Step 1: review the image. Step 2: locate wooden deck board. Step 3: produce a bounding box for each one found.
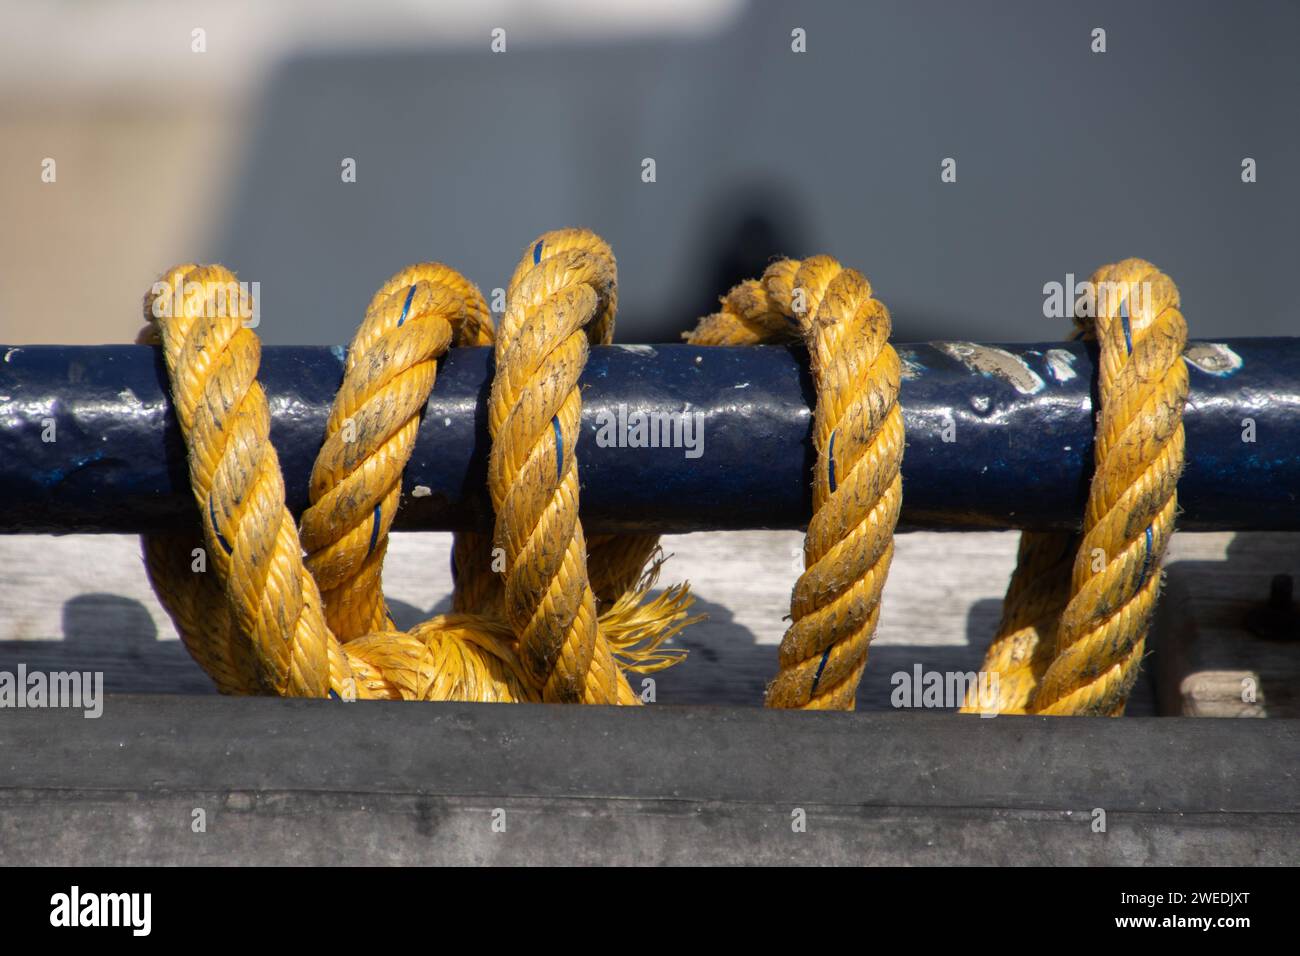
[4,530,1294,712]
[8,529,1270,713]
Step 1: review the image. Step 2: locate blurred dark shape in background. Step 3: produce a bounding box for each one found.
[200,0,1297,347]
[683,184,808,335]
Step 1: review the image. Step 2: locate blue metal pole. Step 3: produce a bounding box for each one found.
[0,340,1294,534]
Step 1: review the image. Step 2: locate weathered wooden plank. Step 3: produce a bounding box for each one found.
[7,530,1271,712]
[1154,534,1300,716]
[0,530,1035,709]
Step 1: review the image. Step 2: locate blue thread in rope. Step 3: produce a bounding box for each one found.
[208,495,233,555]
[397,284,417,327]
[812,430,839,695]
[551,416,563,480]
[533,241,544,265]
[366,503,381,556]
[810,646,831,695]
[828,430,838,493]
[1120,298,1133,356]
[1136,524,1154,589]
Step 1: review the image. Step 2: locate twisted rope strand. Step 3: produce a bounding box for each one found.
[1030,259,1188,715]
[957,530,1077,714]
[299,263,490,640]
[141,265,352,698]
[488,230,630,703]
[140,254,692,703]
[686,255,904,709]
[964,258,1188,716]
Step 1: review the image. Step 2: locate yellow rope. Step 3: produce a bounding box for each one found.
[686,256,905,709]
[138,241,1184,717]
[487,229,688,703]
[139,244,693,703]
[962,259,1189,716]
[140,264,349,698]
[300,262,492,640]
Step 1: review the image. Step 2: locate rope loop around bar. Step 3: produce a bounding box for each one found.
[960,258,1188,716]
[139,233,694,703]
[685,257,904,709]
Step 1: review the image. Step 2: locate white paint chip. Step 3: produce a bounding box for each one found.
[1044,348,1077,383]
[411,485,432,498]
[1183,342,1243,377]
[897,350,925,380]
[937,342,1045,394]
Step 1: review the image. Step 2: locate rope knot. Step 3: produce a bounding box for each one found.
[141,236,696,704]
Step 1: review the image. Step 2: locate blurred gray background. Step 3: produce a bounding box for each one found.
[2,0,1296,345]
